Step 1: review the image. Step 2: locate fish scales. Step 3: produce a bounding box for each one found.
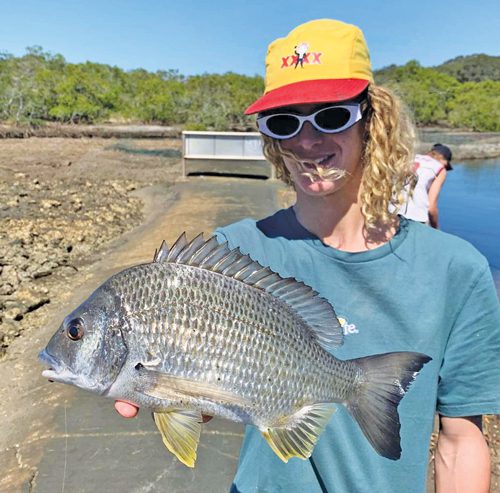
[109,262,354,420]
[40,233,431,467]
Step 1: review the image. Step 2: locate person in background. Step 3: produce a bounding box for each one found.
[400,143,453,228]
[114,19,499,493]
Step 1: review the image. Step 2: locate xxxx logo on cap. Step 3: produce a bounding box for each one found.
[245,19,373,115]
[281,43,323,68]
[281,42,323,69]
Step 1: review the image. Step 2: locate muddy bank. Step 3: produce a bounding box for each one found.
[0,137,182,357]
[417,128,500,160]
[0,123,180,139]
[1,124,500,159]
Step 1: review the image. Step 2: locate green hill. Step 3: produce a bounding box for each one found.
[373,55,500,131]
[434,54,500,82]
[374,54,500,84]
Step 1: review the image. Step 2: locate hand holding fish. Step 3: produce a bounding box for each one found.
[114,400,213,423]
[114,400,139,418]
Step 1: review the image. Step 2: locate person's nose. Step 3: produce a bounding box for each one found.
[293,121,323,150]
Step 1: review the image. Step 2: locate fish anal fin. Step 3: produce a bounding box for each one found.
[261,403,335,462]
[153,409,202,467]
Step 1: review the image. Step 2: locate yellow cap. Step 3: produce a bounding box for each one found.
[245,19,373,114]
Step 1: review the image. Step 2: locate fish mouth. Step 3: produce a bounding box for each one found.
[39,349,110,394]
[38,349,76,384]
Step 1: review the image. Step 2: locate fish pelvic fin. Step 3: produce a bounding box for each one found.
[347,352,432,460]
[261,403,335,462]
[153,409,202,468]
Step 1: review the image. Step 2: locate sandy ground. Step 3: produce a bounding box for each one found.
[0,137,498,491]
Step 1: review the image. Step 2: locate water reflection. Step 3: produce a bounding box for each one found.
[109,143,181,158]
[439,158,500,291]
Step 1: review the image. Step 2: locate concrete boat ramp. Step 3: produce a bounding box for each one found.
[0,176,288,493]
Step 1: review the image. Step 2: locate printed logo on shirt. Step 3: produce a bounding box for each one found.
[338,316,359,336]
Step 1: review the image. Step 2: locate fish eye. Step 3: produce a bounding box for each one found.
[66,318,85,341]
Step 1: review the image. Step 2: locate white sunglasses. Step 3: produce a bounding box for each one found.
[257,101,367,140]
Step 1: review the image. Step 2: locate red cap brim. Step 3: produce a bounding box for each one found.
[245,79,370,115]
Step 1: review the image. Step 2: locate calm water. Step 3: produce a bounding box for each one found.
[439,157,500,292]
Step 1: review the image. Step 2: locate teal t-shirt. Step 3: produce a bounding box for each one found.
[216,208,500,493]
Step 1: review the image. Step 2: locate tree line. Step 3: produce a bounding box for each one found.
[374,56,500,132]
[0,47,498,132]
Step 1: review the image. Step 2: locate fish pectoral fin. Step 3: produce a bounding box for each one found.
[139,368,250,407]
[261,403,335,463]
[153,409,202,468]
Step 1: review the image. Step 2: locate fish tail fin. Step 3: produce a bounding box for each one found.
[347,352,431,460]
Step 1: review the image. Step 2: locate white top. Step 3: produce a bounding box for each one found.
[399,154,444,223]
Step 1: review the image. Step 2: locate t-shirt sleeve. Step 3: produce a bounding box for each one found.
[214,228,235,248]
[214,221,259,252]
[437,265,500,416]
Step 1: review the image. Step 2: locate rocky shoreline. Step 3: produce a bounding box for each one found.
[1,124,500,159]
[417,128,500,160]
[0,137,182,358]
[0,177,143,355]
[0,123,180,139]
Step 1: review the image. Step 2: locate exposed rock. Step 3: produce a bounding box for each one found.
[40,199,62,209]
[2,303,26,322]
[0,265,20,294]
[0,136,181,359]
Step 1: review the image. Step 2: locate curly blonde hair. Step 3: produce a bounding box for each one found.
[261,84,417,230]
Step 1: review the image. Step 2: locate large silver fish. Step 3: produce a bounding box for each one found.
[39,233,431,467]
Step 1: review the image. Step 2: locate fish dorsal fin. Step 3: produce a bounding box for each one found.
[166,232,189,262]
[154,234,343,350]
[261,403,335,462]
[153,240,169,262]
[153,409,202,468]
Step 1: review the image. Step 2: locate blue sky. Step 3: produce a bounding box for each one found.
[1,0,499,76]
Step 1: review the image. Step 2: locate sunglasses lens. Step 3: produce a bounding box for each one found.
[315,107,351,131]
[266,115,300,137]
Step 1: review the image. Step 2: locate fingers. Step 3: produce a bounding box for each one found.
[114,401,213,423]
[114,401,139,418]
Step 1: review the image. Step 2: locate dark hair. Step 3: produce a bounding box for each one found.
[431,143,453,170]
